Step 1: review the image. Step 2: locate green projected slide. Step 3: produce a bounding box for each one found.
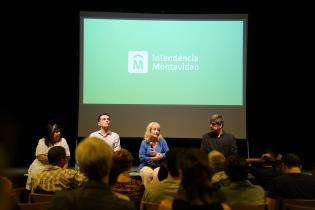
[83,18,244,105]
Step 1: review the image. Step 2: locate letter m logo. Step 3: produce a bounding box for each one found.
[128,51,148,73]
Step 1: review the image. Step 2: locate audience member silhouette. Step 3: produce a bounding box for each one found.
[248,150,282,191]
[109,148,144,210]
[31,146,86,193]
[208,150,230,192]
[0,146,20,210]
[157,161,168,182]
[141,148,184,209]
[217,154,265,205]
[0,176,20,210]
[48,137,136,210]
[159,148,231,210]
[268,153,315,200]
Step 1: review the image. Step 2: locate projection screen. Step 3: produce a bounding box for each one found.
[78,12,247,139]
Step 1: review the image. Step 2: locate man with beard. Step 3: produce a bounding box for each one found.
[200,114,237,157]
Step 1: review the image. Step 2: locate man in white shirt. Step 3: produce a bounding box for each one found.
[89,113,121,151]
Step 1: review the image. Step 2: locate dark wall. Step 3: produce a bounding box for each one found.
[2,2,314,171]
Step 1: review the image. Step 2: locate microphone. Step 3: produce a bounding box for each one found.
[149,142,155,157]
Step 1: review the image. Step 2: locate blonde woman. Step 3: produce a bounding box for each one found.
[139,122,169,188]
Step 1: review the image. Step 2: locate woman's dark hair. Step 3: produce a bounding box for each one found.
[109,148,133,185]
[157,161,168,181]
[44,123,62,146]
[225,154,249,182]
[179,149,216,204]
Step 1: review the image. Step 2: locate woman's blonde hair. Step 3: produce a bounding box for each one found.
[144,122,162,141]
[76,137,113,180]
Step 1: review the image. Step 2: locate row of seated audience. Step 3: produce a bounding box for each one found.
[2,137,315,210]
[266,152,315,210]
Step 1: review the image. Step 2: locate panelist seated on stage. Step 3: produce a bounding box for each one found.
[139,122,169,188]
[26,123,71,190]
[89,112,121,151]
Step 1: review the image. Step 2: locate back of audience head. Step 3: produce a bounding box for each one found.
[260,154,275,167]
[157,162,168,181]
[167,148,186,177]
[48,146,66,166]
[179,148,215,201]
[261,148,275,158]
[208,150,226,172]
[225,154,249,182]
[157,148,185,181]
[259,148,276,165]
[76,137,113,181]
[281,153,301,169]
[109,148,133,185]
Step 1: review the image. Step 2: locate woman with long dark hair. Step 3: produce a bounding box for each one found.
[26,123,70,190]
[159,149,231,210]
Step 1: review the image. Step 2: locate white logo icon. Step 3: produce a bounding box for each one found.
[128,51,148,73]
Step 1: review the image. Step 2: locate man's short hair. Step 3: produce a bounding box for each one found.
[209,114,224,125]
[282,153,301,168]
[76,137,113,180]
[97,113,110,122]
[225,154,249,182]
[48,146,66,165]
[112,148,133,171]
[109,148,133,185]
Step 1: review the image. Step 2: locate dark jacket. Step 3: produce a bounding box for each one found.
[48,180,136,210]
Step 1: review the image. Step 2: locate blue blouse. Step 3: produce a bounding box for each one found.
[138,138,169,169]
